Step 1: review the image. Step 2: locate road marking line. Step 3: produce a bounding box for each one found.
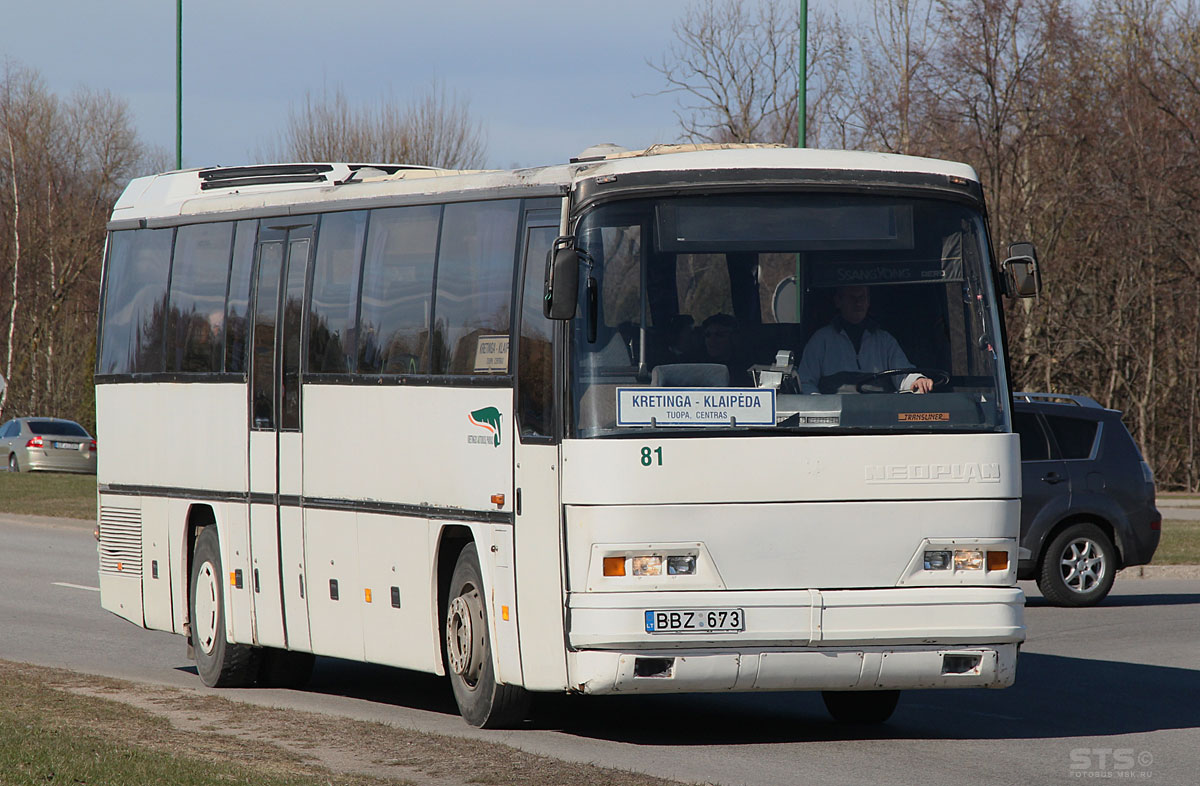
[52,582,100,592]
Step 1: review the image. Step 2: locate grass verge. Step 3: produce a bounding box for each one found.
[0,661,365,786]
[0,471,96,520]
[0,660,686,786]
[1152,519,1200,565]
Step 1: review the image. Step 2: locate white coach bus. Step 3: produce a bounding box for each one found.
[97,145,1038,727]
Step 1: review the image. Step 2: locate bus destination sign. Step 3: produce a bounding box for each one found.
[616,388,776,427]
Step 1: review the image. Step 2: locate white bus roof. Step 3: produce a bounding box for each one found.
[109,145,981,225]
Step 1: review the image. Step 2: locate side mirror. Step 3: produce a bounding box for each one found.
[544,236,580,320]
[1002,241,1041,298]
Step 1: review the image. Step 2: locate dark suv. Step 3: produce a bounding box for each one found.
[1013,393,1161,606]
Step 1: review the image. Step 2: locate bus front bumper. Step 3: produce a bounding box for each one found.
[567,643,1019,695]
[564,586,1024,694]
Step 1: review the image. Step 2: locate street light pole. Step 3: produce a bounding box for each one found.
[176,0,183,170]
[798,0,807,148]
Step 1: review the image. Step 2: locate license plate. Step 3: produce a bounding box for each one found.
[644,608,744,633]
[53,441,77,450]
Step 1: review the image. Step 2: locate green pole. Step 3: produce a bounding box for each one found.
[798,0,807,148]
[176,0,182,169]
[795,0,808,320]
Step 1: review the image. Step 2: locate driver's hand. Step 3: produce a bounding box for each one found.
[911,376,933,394]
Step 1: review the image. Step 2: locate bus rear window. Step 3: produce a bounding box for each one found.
[29,421,89,437]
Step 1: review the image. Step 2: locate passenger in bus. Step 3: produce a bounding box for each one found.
[663,313,697,362]
[797,285,932,394]
[699,313,753,386]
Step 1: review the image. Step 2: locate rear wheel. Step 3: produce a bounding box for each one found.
[1037,522,1117,607]
[822,690,901,724]
[444,543,530,728]
[189,526,259,687]
[8,454,18,473]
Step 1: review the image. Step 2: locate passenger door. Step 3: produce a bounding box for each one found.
[512,208,569,690]
[247,217,314,650]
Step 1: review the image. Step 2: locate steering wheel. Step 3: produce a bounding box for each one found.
[855,367,951,394]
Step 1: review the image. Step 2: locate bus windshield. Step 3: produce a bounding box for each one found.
[569,193,1009,437]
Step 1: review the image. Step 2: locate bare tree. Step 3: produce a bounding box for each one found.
[2,95,20,422]
[835,0,943,154]
[649,0,1200,489]
[0,63,146,428]
[648,0,802,144]
[259,81,487,169]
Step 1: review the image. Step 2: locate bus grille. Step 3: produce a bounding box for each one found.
[99,506,142,578]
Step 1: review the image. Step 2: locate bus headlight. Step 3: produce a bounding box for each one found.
[667,555,696,575]
[601,552,700,578]
[903,540,1014,585]
[588,544,715,590]
[924,550,952,570]
[954,549,984,570]
[631,556,663,576]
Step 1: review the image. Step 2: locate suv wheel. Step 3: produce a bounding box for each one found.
[1037,522,1117,607]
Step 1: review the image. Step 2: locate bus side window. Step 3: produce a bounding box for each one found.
[251,242,283,429]
[98,228,173,375]
[518,226,557,438]
[225,220,257,374]
[432,200,520,375]
[309,211,366,375]
[357,205,440,375]
[166,222,234,374]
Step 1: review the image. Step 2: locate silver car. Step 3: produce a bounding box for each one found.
[0,417,96,474]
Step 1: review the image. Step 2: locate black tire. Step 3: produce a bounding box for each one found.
[1037,522,1117,607]
[822,690,901,724]
[444,543,530,728]
[189,526,259,687]
[8,453,18,473]
[258,648,315,688]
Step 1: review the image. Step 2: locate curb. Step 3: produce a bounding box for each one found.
[1119,564,1200,580]
[0,512,94,530]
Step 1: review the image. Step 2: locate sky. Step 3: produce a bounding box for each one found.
[3,0,702,172]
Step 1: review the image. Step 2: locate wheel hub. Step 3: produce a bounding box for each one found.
[446,588,486,686]
[194,559,220,655]
[1060,538,1105,593]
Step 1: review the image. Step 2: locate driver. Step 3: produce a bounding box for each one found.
[797,285,933,394]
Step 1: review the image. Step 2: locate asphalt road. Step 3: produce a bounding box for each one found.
[2,513,1198,786]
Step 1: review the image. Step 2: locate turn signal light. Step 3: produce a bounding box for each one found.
[603,557,626,576]
[986,551,1009,571]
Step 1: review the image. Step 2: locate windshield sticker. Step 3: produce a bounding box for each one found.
[468,407,502,447]
[898,412,950,422]
[616,388,776,427]
[473,335,509,373]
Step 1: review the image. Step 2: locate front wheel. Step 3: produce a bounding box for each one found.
[444,544,530,728]
[189,526,259,687]
[822,690,901,724]
[1037,522,1117,607]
